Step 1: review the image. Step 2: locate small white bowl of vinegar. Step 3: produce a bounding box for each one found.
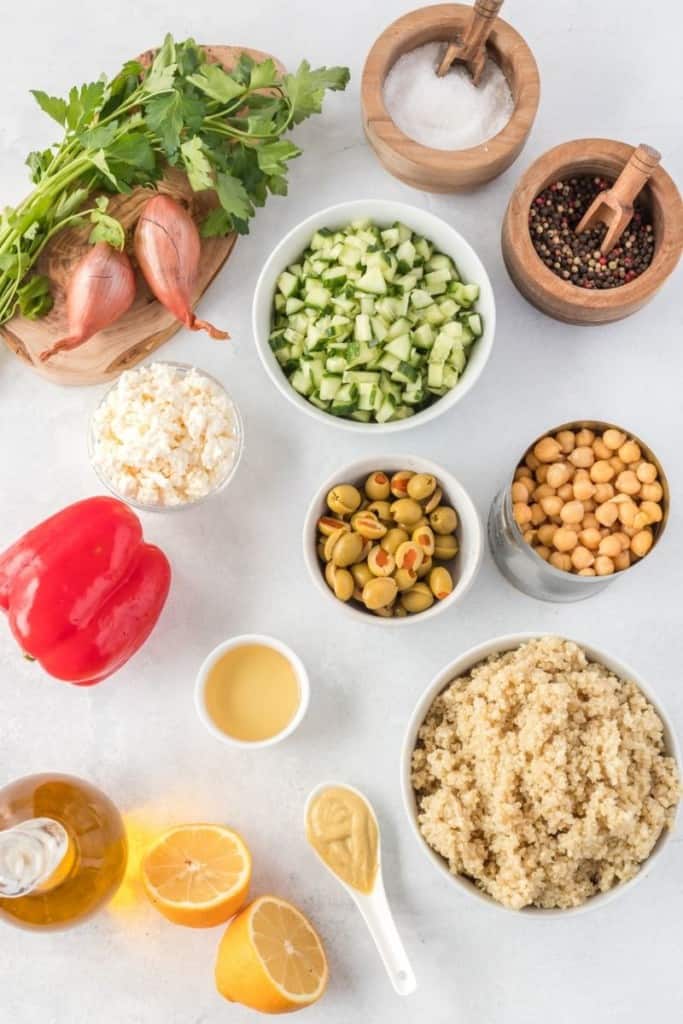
[194,634,310,750]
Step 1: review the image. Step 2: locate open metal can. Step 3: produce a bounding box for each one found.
[488,420,670,603]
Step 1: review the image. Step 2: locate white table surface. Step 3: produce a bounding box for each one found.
[1,2,681,1021]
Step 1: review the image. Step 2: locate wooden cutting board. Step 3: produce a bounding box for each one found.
[0,46,278,386]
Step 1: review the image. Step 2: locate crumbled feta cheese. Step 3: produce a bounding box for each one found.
[91,363,240,507]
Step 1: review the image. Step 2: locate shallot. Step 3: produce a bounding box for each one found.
[40,244,136,362]
[135,195,229,340]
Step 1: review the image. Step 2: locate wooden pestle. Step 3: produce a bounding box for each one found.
[437,0,505,81]
[575,144,661,256]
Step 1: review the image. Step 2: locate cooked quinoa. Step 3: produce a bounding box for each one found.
[411,637,680,910]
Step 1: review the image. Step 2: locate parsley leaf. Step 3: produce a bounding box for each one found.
[89,197,126,249]
[257,140,301,176]
[187,64,245,103]
[181,137,215,191]
[30,90,67,126]
[18,275,53,319]
[215,171,254,227]
[284,61,350,124]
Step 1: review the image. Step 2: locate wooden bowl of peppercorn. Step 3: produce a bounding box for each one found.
[502,138,683,325]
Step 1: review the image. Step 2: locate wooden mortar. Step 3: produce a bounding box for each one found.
[361,3,540,192]
[502,138,683,325]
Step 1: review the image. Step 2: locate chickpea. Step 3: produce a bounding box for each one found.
[579,527,602,551]
[618,440,641,464]
[331,531,365,567]
[533,483,556,501]
[593,483,615,504]
[573,467,591,481]
[557,483,574,502]
[395,541,424,573]
[615,470,640,496]
[631,530,654,558]
[598,535,622,559]
[327,484,362,517]
[529,503,545,526]
[602,428,626,451]
[595,502,619,528]
[571,545,594,571]
[560,500,584,525]
[609,457,626,475]
[636,462,658,484]
[407,473,437,501]
[525,451,540,471]
[536,464,550,484]
[523,529,536,545]
[614,550,631,572]
[582,513,599,530]
[617,501,637,528]
[429,566,454,600]
[592,439,612,460]
[546,463,572,489]
[381,527,409,554]
[412,525,436,557]
[537,523,557,546]
[575,428,595,447]
[511,480,531,503]
[556,429,576,453]
[583,499,596,513]
[367,545,395,577]
[429,507,457,536]
[640,482,663,503]
[549,552,572,572]
[514,466,533,482]
[568,446,595,469]
[394,567,418,592]
[351,562,373,589]
[541,496,563,518]
[362,576,398,610]
[365,472,391,501]
[578,568,597,577]
[535,545,551,561]
[318,515,349,537]
[594,555,615,576]
[573,478,596,502]
[553,528,578,552]
[639,500,663,525]
[390,470,415,497]
[534,436,562,463]
[433,534,458,560]
[590,460,615,484]
[400,583,434,614]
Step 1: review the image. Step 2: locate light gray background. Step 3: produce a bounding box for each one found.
[1,2,681,1021]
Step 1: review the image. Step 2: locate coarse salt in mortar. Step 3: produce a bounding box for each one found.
[383,41,514,151]
[91,362,239,507]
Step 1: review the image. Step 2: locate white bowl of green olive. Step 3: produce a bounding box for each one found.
[303,455,483,625]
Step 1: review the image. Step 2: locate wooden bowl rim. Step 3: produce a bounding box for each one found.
[361,2,540,173]
[504,138,683,309]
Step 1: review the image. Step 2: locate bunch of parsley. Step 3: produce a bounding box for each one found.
[0,35,349,324]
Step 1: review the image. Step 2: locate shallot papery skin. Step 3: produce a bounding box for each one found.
[134,194,229,340]
[40,244,136,362]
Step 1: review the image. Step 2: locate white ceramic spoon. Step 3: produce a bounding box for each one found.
[304,781,417,996]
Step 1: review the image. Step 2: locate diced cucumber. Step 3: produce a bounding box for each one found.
[468,313,483,336]
[277,271,299,297]
[385,334,411,360]
[357,266,387,295]
[376,394,396,423]
[319,374,343,401]
[354,313,373,343]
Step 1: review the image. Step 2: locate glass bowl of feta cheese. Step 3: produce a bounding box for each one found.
[88,361,244,512]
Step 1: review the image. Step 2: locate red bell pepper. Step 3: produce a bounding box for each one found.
[0,496,171,686]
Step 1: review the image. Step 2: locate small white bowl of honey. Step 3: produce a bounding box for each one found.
[194,634,310,749]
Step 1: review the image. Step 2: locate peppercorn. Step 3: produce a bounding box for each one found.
[528,176,655,289]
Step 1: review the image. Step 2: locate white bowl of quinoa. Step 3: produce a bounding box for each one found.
[402,634,680,915]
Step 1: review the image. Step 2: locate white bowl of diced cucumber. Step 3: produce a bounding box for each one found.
[253,200,495,432]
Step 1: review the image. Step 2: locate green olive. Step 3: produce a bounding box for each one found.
[351,512,388,540]
[323,528,347,562]
[394,567,418,592]
[364,471,391,501]
[317,539,326,561]
[394,605,408,618]
[372,606,394,618]
[362,576,398,610]
[327,484,362,517]
[429,566,454,600]
[412,524,435,557]
[433,533,459,560]
[351,561,373,589]
[368,545,395,577]
[317,515,349,538]
[395,540,424,573]
[416,556,433,580]
[430,506,458,535]
[400,582,434,614]
[391,498,424,527]
[390,470,414,498]
[331,531,364,567]
[424,487,443,514]
[366,500,393,523]
[407,473,437,501]
[381,527,409,554]
[324,562,354,602]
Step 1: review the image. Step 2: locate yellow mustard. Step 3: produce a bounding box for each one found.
[306,786,378,894]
